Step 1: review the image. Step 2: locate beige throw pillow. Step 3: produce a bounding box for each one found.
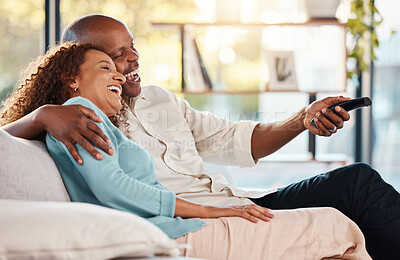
[0,199,179,259]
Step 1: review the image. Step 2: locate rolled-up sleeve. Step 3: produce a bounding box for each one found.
[233,121,260,167]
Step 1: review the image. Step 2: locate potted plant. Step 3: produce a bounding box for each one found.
[304,0,341,19]
[346,0,383,82]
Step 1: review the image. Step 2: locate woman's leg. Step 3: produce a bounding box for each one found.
[250,163,400,260]
[174,207,371,260]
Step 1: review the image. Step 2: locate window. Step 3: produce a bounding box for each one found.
[60,0,200,93]
[0,1,45,101]
[373,0,400,182]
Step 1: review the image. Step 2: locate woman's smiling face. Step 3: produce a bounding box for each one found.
[73,49,126,117]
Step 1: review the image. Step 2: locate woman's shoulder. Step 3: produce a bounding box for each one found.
[64,97,108,119]
[47,97,118,151]
[63,97,117,132]
[64,96,98,110]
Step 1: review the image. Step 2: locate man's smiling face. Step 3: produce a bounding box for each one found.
[83,19,141,98]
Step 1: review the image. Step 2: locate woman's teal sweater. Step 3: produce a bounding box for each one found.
[46,97,205,238]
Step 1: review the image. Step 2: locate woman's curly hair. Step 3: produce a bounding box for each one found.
[0,42,129,131]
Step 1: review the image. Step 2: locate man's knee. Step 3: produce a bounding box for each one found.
[334,163,378,183]
[348,162,373,172]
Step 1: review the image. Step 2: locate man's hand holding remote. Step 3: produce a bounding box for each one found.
[304,96,352,137]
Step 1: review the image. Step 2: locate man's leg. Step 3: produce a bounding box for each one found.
[250,163,400,260]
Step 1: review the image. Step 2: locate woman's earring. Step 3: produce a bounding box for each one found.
[74,87,78,92]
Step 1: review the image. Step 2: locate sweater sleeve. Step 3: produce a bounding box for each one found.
[46,97,176,218]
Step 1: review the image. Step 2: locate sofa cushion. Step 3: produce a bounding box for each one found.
[0,199,180,259]
[0,128,70,201]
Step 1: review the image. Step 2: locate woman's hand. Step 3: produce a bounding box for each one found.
[304,96,351,137]
[203,204,274,223]
[175,198,273,223]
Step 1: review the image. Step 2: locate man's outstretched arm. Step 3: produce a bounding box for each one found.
[251,96,351,161]
[1,104,113,164]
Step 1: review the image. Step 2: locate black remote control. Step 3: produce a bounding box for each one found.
[310,97,372,128]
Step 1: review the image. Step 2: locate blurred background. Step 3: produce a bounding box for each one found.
[0,0,399,190]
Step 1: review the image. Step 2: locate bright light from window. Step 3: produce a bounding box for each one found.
[204,28,222,52]
[194,0,215,21]
[154,64,171,82]
[336,0,351,22]
[219,47,235,64]
[204,27,238,52]
[261,10,282,24]
[261,26,281,50]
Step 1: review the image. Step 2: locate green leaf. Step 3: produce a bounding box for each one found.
[350,2,358,13]
[372,20,383,27]
[371,33,378,41]
[349,52,358,59]
[347,71,355,80]
[371,51,377,60]
[371,4,380,15]
[360,60,369,71]
[374,39,380,47]
[346,0,383,73]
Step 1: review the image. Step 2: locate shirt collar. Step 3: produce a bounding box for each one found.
[127,87,147,110]
[135,88,148,100]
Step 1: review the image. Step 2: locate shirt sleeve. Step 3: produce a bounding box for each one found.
[46,99,176,218]
[173,95,259,167]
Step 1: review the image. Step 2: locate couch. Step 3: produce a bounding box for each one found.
[0,128,200,260]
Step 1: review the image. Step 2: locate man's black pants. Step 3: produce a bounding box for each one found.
[250,163,400,260]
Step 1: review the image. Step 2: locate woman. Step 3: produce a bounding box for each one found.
[0,43,371,259]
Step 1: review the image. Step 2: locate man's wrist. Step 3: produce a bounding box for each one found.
[33,105,49,132]
[297,106,308,132]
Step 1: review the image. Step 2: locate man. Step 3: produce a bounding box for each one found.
[2,14,399,259]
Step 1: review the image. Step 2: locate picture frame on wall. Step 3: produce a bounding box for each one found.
[265,51,298,91]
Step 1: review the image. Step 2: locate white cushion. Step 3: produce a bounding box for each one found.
[0,129,70,201]
[0,199,179,259]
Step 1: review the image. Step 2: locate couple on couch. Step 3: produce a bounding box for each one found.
[1,14,399,259]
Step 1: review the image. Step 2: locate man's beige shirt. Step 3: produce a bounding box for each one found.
[120,86,277,206]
